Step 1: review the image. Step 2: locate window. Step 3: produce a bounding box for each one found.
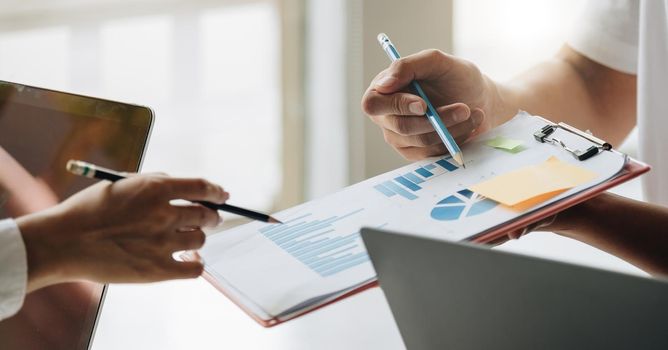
[452,0,638,165]
[0,2,290,349]
[0,0,281,211]
[0,26,70,89]
[453,0,586,81]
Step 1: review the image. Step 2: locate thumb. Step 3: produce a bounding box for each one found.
[374,49,455,93]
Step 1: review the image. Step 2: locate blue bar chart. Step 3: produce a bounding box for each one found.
[259,209,373,277]
[374,156,460,200]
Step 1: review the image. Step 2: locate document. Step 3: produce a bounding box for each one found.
[198,112,627,323]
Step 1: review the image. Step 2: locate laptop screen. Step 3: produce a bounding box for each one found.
[0,81,153,350]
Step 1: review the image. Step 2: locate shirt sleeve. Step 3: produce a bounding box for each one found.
[0,218,27,321]
[567,0,640,74]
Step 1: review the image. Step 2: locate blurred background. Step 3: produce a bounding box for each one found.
[0,0,643,349]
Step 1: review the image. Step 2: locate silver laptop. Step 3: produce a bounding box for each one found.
[361,228,668,350]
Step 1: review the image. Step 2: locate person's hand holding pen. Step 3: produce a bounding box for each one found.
[15,175,229,292]
[362,48,497,161]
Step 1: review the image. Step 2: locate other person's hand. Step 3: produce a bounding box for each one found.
[361,49,504,160]
[16,175,229,292]
[505,215,558,241]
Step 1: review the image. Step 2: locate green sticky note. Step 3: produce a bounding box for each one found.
[486,136,525,153]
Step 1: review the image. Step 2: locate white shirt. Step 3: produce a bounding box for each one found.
[569,0,668,206]
[0,218,27,321]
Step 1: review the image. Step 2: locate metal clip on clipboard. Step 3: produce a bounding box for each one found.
[534,123,613,161]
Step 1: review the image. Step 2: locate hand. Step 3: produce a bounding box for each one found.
[506,215,558,241]
[500,194,601,243]
[361,49,506,160]
[16,175,229,292]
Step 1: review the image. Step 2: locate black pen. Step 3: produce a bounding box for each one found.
[66,160,282,224]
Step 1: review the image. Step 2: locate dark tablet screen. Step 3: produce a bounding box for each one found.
[0,80,153,350]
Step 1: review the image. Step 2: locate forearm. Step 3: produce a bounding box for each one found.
[16,209,68,293]
[492,45,637,146]
[548,193,668,276]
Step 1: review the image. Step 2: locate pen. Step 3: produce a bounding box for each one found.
[66,160,282,224]
[376,33,466,168]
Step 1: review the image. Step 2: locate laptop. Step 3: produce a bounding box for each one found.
[0,80,153,350]
[361,228,668,350]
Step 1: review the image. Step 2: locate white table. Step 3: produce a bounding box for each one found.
[93,277,405,350]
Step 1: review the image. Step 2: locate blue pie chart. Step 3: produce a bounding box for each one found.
[430,189,498,221]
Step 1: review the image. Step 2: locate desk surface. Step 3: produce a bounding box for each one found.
[91,233,645,350]
[92,277,404,350]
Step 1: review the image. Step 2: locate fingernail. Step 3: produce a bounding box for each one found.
[376,75,398,87]
[408,101,425,115]
[472,110,484,126]
[453,107,469,122]
[217,215,224,226]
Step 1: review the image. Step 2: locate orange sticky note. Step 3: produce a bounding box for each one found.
[469,156,598,207]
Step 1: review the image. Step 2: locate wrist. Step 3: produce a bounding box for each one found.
[16,209,68,292]
[488,78,521,126]
[544,193,612,238]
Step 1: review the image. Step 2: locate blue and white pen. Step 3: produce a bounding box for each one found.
[377,33,466,168]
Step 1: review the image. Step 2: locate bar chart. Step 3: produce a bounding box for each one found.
[373,156,460,200]
[259,209,375,277]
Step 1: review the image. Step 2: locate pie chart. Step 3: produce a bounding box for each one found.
[430,189,498,221]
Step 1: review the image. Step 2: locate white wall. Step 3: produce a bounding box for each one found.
[304,0,454,201]
[357,0,454,180]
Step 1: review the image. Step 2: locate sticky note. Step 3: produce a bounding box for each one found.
[469,156,598,207]
[486,136,525,153]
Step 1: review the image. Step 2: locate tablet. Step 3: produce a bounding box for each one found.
[0,80,153,350]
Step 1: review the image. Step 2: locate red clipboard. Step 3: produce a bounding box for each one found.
[195,158,649,327]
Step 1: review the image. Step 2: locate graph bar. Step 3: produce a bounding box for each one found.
[404,173,424,184]
[260,213,312,234]
[258,209,371,277]
[384,181,418,200]
[301,238,357,263]
[275,222,336,245]
[424,164,436,170]
[320,254,370,277]
[394,176,421,191]
[373,183,396,197]
[285,236,329,253]
[285,227,334,245]
[289,233,339,255]
[312,253,354,270]
[436,159,458,171]
[316,253,361,274]
[415,167,434,178]
[265,221,311,237]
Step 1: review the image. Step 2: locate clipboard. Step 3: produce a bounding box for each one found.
[192,114,650,327]
[473,119,649,244]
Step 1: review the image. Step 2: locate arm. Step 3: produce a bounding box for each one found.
[361,45,637,159]
[546,193,668,276]
[495,45,637,145]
